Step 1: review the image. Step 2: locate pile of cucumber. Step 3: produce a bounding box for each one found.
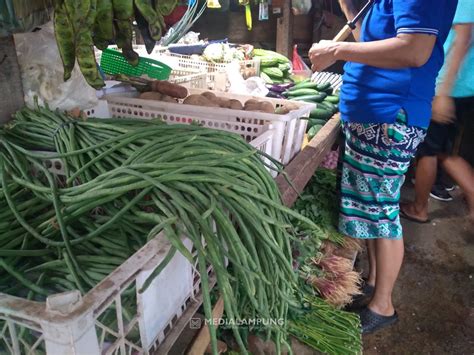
[252,49,294,84]
[283,79,340,141]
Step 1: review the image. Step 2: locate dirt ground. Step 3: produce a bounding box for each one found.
[360,185,474,355]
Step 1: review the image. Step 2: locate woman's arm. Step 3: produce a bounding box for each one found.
[309,33,436,71]
[437,24,473,96]
[338,0,361,41]
[432,23,473,124]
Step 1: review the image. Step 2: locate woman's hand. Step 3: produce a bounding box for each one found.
[309,40,338,72]
[432,95,456,125]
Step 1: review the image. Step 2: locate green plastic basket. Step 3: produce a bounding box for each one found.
[100,48,172,80]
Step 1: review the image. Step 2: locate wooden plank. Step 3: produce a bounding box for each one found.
[276,116,341,207]
[276,0,293,59]
[0,36,24,123]
[187,296,225,355]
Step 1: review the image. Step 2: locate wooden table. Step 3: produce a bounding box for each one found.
[164,116,342,355]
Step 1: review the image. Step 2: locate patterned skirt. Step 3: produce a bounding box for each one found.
[339,113,427,240]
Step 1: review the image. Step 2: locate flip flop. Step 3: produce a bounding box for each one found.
[358,307,399,334]
[399,205,430,224]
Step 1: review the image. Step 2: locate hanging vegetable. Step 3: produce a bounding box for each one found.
[53,0,182,88]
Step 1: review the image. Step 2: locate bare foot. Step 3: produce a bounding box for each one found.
[400,202,429,223]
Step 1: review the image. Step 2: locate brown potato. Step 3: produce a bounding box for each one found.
[183,94,219,107]
[228,99,243,110]
[245,99,260,107]
[139,91,163,100]
[259,101,275,113]
[201,91,218,101]
[285,102,299,111]
[274,107,290,115]
[161,95,178,103]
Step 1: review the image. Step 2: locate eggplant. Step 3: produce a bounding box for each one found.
[265,83,295,93]
[266,91,285,99]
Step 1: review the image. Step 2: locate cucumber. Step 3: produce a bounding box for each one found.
[308,118,328,127]
[260,72,273,84]
[260,57,280,67]
[278,63,291,72]
[289,93,327,103]
[252,49,290,64]
[287,88,320,97]
[319,101,336,113]
[290,81,318,91]
[309,108,333,120]
[307,124,324,141]
[325,95,340,104]
[262,67,284,79]
[316,82,332,91]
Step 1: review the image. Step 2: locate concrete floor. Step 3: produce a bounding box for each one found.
[361,185,474,354]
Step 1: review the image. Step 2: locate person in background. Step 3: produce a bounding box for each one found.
[309,0,457,333]
[401,0,474,223]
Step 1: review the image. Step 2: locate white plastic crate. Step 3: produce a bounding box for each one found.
[168,69,207,89]
[151,50,260,92]
[84,99,276,176]
[104,88,314,165]
[0,232,209,355]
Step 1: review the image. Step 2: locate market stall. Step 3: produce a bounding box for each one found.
[0,2,362,354]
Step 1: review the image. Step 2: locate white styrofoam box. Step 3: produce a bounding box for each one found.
[104,88,314,165]
[0,233,203,355]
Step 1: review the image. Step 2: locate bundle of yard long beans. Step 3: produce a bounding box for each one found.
[289,296,362,355]
[0,105,326,354]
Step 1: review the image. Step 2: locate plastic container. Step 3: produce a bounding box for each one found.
[0,231,205,355]
[153,51,260,91]
[100,48,172,80]
[103,88,314,165]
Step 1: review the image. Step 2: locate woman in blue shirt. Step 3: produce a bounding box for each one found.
[309,0,457,334]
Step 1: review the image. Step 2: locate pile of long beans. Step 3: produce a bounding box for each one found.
[289,296,362,355]
[0,105,321,354]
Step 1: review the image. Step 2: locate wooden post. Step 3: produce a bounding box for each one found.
[0,36,24,123]
[276,0,293,59]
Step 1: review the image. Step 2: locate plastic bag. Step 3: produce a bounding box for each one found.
[14,22,98,110]
[292,0,312,15]
[226,62,268,97]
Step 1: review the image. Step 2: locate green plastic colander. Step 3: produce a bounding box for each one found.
[100,48,172,80]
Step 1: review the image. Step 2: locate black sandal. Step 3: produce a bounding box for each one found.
[358,307,398,334]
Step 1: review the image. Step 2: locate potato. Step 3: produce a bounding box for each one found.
[285,102,299,111]
[259,101,275,113]
[229,99,243,110]
[216,97,233,108]
[139,91,163,101]
[275,107,290,115]
[201,91,218,101]
[245,99,260,107]
[161,95,178,103]
[183,94,219,107]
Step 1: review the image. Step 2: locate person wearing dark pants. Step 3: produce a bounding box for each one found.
[401,0,474,223]
[309,0,457,333]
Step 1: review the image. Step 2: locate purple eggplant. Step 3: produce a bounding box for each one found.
[266,91,285,99]
[266,83,295,93]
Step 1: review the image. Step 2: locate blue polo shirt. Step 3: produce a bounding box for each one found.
[339,0,458,128]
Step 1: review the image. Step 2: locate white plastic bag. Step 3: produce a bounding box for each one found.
[292,0,312,15]
[226,62,268,97]
[14,22,98,111]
